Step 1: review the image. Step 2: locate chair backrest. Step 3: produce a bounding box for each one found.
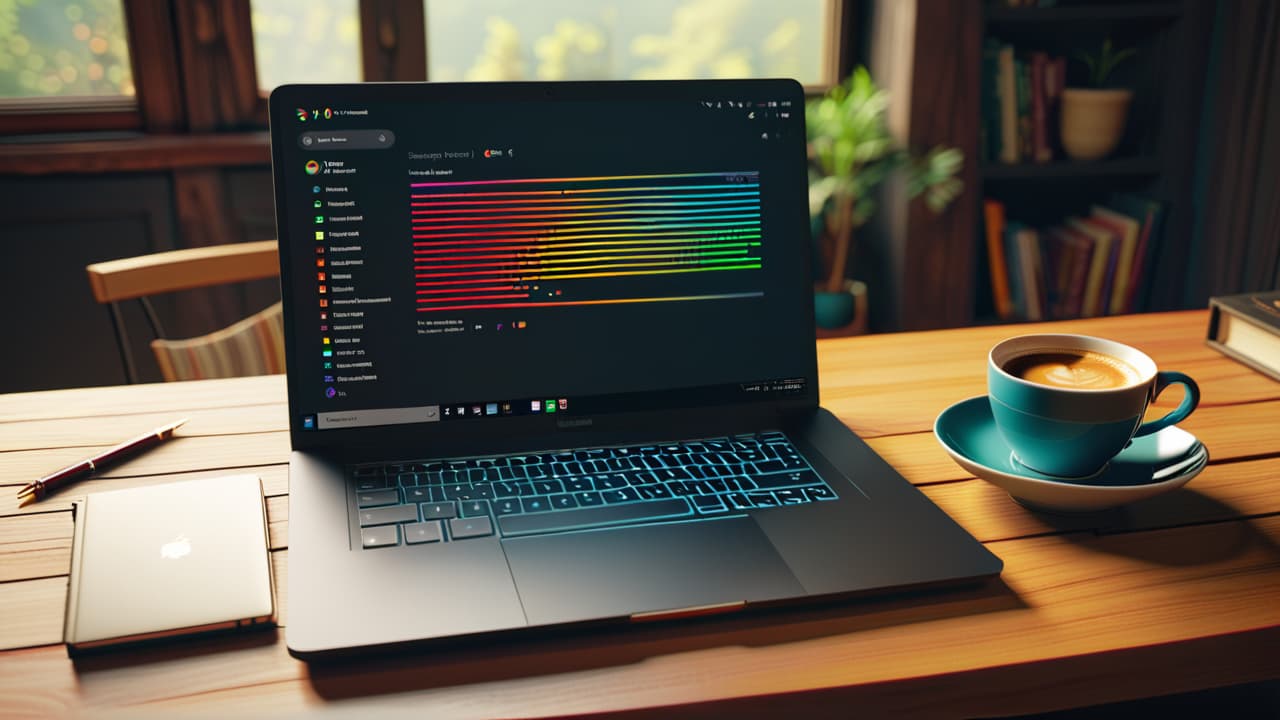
[86,241,282,383]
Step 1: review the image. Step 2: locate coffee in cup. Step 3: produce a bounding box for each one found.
[987,334,1199,478]
[1002,350,1140,390]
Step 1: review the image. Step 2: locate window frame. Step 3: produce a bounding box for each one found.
[0,0,853,140]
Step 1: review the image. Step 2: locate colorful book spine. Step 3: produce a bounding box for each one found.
[1017,227,1044,321]
[1016,59,1033,161]
[1005,221,1026,318]
[983,199,1014,319]
[998,45,1019,164]
[1031,52,1050,164]
[1067,217,1115,318]
[1090,206,1141,315]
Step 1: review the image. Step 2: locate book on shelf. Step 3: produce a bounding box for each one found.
[983,197,1165,322]
[1206,291,1280,382]
[1109,193,1164,313]
[997,45,1019,164]
[983,199,1014,319]
[1089,205,1141,315]
[983,41,1067,165]
[1066,217,1117,318]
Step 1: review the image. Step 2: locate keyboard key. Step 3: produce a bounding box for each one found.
[520,496,551,514]
[805,486,838,501]
[753,460,787,474]
[359,504,418,527]
[420,471,445,485]
[360,525,400,548]
[404,487,432,503]
[493,498,521,515]
[357,489,399,508]
[493,482,524,497]
[444,483,476,500]
[574,491,603,506]
[421,502,457,520]
[666,481,693,496]
[449,516,494,539]
[594,475,629,491]
[469,484,495,499]
[397,473,418,487]
[403,521,443,544]
[704,478,729,493]
[691,495,727,514]
[460,500,490,517]
[497,498,693,537]
[601,487,641,504]
[752,470,821,491]
[563,477,592,492]
[726,492,754,510]
[549,493,578,510]
[637,484,673,500]
[748,492,779,508]
[774,488,807,505]
[355,474,390,490]
[533,479,564,495]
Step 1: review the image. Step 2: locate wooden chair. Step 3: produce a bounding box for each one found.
[86,241,283,383]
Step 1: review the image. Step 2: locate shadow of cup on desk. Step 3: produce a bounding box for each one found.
[989,334,1200,480]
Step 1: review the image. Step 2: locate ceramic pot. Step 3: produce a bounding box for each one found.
[814,279,868,334]
[1060,88,1132,160]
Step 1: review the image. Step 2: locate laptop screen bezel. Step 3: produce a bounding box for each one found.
[268,79,820,455]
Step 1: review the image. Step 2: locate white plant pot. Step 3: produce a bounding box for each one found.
[1060,88,1133,160]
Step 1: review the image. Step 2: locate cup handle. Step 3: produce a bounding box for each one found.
[1134,371,1200,437]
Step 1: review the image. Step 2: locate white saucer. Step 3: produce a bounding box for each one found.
[934,396,1209,512]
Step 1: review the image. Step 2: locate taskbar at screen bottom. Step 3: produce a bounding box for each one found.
[299,378,808,432]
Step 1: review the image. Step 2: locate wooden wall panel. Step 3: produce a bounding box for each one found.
[0,166,278,393]
[0,175,177,391]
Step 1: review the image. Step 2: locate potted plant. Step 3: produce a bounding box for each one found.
[1060,37,1137,160]
[806,68,963,331]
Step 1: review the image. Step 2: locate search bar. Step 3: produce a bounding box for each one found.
[298,130,396,150]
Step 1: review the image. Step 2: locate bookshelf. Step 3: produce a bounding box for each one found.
[862,0,1213,331]
[971,0,1214,324]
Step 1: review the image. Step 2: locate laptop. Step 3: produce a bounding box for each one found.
[268,79,1001,659]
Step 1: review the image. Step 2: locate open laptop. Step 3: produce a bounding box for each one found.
[269,79,1001,659]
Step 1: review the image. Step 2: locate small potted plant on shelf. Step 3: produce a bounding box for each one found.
[1060,37,1137,160]
[807,67,963,332]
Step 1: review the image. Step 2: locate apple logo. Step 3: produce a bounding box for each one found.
[160,534,192,560]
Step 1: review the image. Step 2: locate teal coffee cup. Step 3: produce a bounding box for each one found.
[988,334,1200,478]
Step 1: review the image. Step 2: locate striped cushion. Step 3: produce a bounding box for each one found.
[151,302,286,381]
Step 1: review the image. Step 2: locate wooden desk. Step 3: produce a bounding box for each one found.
[2,310,1278,718]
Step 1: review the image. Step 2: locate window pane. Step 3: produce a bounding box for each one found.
[252,0,360,90]
[427,0,831,85]
[0,0,133,98]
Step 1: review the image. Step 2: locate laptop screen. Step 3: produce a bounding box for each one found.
[270,81,816,436]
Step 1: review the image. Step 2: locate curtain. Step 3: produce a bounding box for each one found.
[1188,0,1280,301]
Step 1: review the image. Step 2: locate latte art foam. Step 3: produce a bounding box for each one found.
[1003,350,1140,389]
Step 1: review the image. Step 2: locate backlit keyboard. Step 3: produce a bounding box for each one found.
[349,432,836,549]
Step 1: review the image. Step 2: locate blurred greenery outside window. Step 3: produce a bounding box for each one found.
[0,0,133,99]
[251,0,833,89]
[427,0,830,86]
[252,0,361,90]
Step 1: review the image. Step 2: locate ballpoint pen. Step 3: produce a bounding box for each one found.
[16,418,189,502]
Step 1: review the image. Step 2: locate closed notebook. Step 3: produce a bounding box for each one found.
[64,475,275,653]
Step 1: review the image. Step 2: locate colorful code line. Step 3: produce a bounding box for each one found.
[410,172,763,311]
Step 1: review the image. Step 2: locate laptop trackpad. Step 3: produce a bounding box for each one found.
[503,518,804,626]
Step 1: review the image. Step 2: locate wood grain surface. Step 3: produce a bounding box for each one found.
[0,310,1276,719]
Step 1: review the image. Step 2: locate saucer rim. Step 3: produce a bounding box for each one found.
[933,395,1206,495]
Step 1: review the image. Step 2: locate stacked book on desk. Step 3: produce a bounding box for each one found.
[981,39,1066,165]
[982,195,1164,321]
